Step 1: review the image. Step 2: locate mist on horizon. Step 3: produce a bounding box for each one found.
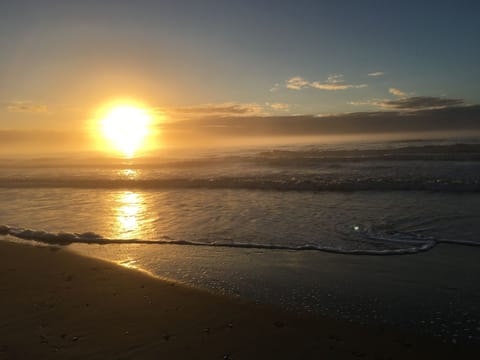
[1,104,480,160]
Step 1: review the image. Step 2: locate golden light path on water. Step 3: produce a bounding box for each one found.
[118,192,142,231]
[114,169,142,238]
[110,170,158,270]
[110,170,159,246]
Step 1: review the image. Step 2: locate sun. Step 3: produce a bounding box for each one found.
[100,105,151,157]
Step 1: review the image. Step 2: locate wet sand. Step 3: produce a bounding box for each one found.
[0,241,477,359]
[71,240,480,342]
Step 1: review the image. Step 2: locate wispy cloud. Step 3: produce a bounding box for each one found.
[155,102,292,121]
[381,96,464,110]
[348,99,383,107]
[285,76,311,90]
[156,102,292,121]
[311,82,367,91]
[368,72,384,77]
[349,96,464,111]
[5,100,48,113]
[389,88,407,97]
[285,74,367,91]
[326,74,344,84]
[173,103,259,115]
[269,83,281,92]
[267,103,290,111]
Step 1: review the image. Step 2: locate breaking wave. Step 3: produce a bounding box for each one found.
[1,224,478,256]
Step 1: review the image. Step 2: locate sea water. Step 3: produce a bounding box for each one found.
[1,138,480,342]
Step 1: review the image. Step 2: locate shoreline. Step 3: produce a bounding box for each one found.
[70,239,480,343]
[1,241,478,359]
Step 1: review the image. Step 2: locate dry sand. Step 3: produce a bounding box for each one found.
[0,241,477,359]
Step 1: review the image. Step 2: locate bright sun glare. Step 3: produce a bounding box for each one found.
[100,105,151,157]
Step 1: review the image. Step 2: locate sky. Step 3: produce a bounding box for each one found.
[1,0,479,153]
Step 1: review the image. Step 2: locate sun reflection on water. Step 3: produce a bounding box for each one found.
[115,191,145,238]
[119,258,139,269]
[118,168,139,179]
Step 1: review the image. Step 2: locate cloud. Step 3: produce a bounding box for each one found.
[326,74,344,83]
[158,102,292,121]
[159,103,264,119]
[5,101,48,113]
[389,88,407,97]
[176,104,258,115]
[381,96,464,110]
[311,82,367,90]
[269,83,281,92]
[368,72,385,77]
[285,74,367,91]
[348,99,383,107]
[268,103,290,111]
[286,76,310,90]
[350,95,464,111]
[161,104,480,138]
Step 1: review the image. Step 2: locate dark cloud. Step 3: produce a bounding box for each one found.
[381,96,464,110]
[162,105,480,137]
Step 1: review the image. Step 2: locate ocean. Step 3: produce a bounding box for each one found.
[1,137,480,343]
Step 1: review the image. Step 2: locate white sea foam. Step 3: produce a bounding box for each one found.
[1,224,475,256]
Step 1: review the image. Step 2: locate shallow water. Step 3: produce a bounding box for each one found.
[2,139,480,253]
[1,189,480,255]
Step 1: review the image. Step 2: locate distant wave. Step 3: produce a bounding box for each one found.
[0,177,478,192]
[1,224,478,256]
[2,143,480,169]
[256,143,480,163]
[1,143,479,192]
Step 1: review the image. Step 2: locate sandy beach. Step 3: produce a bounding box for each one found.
[0,241,477,359]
